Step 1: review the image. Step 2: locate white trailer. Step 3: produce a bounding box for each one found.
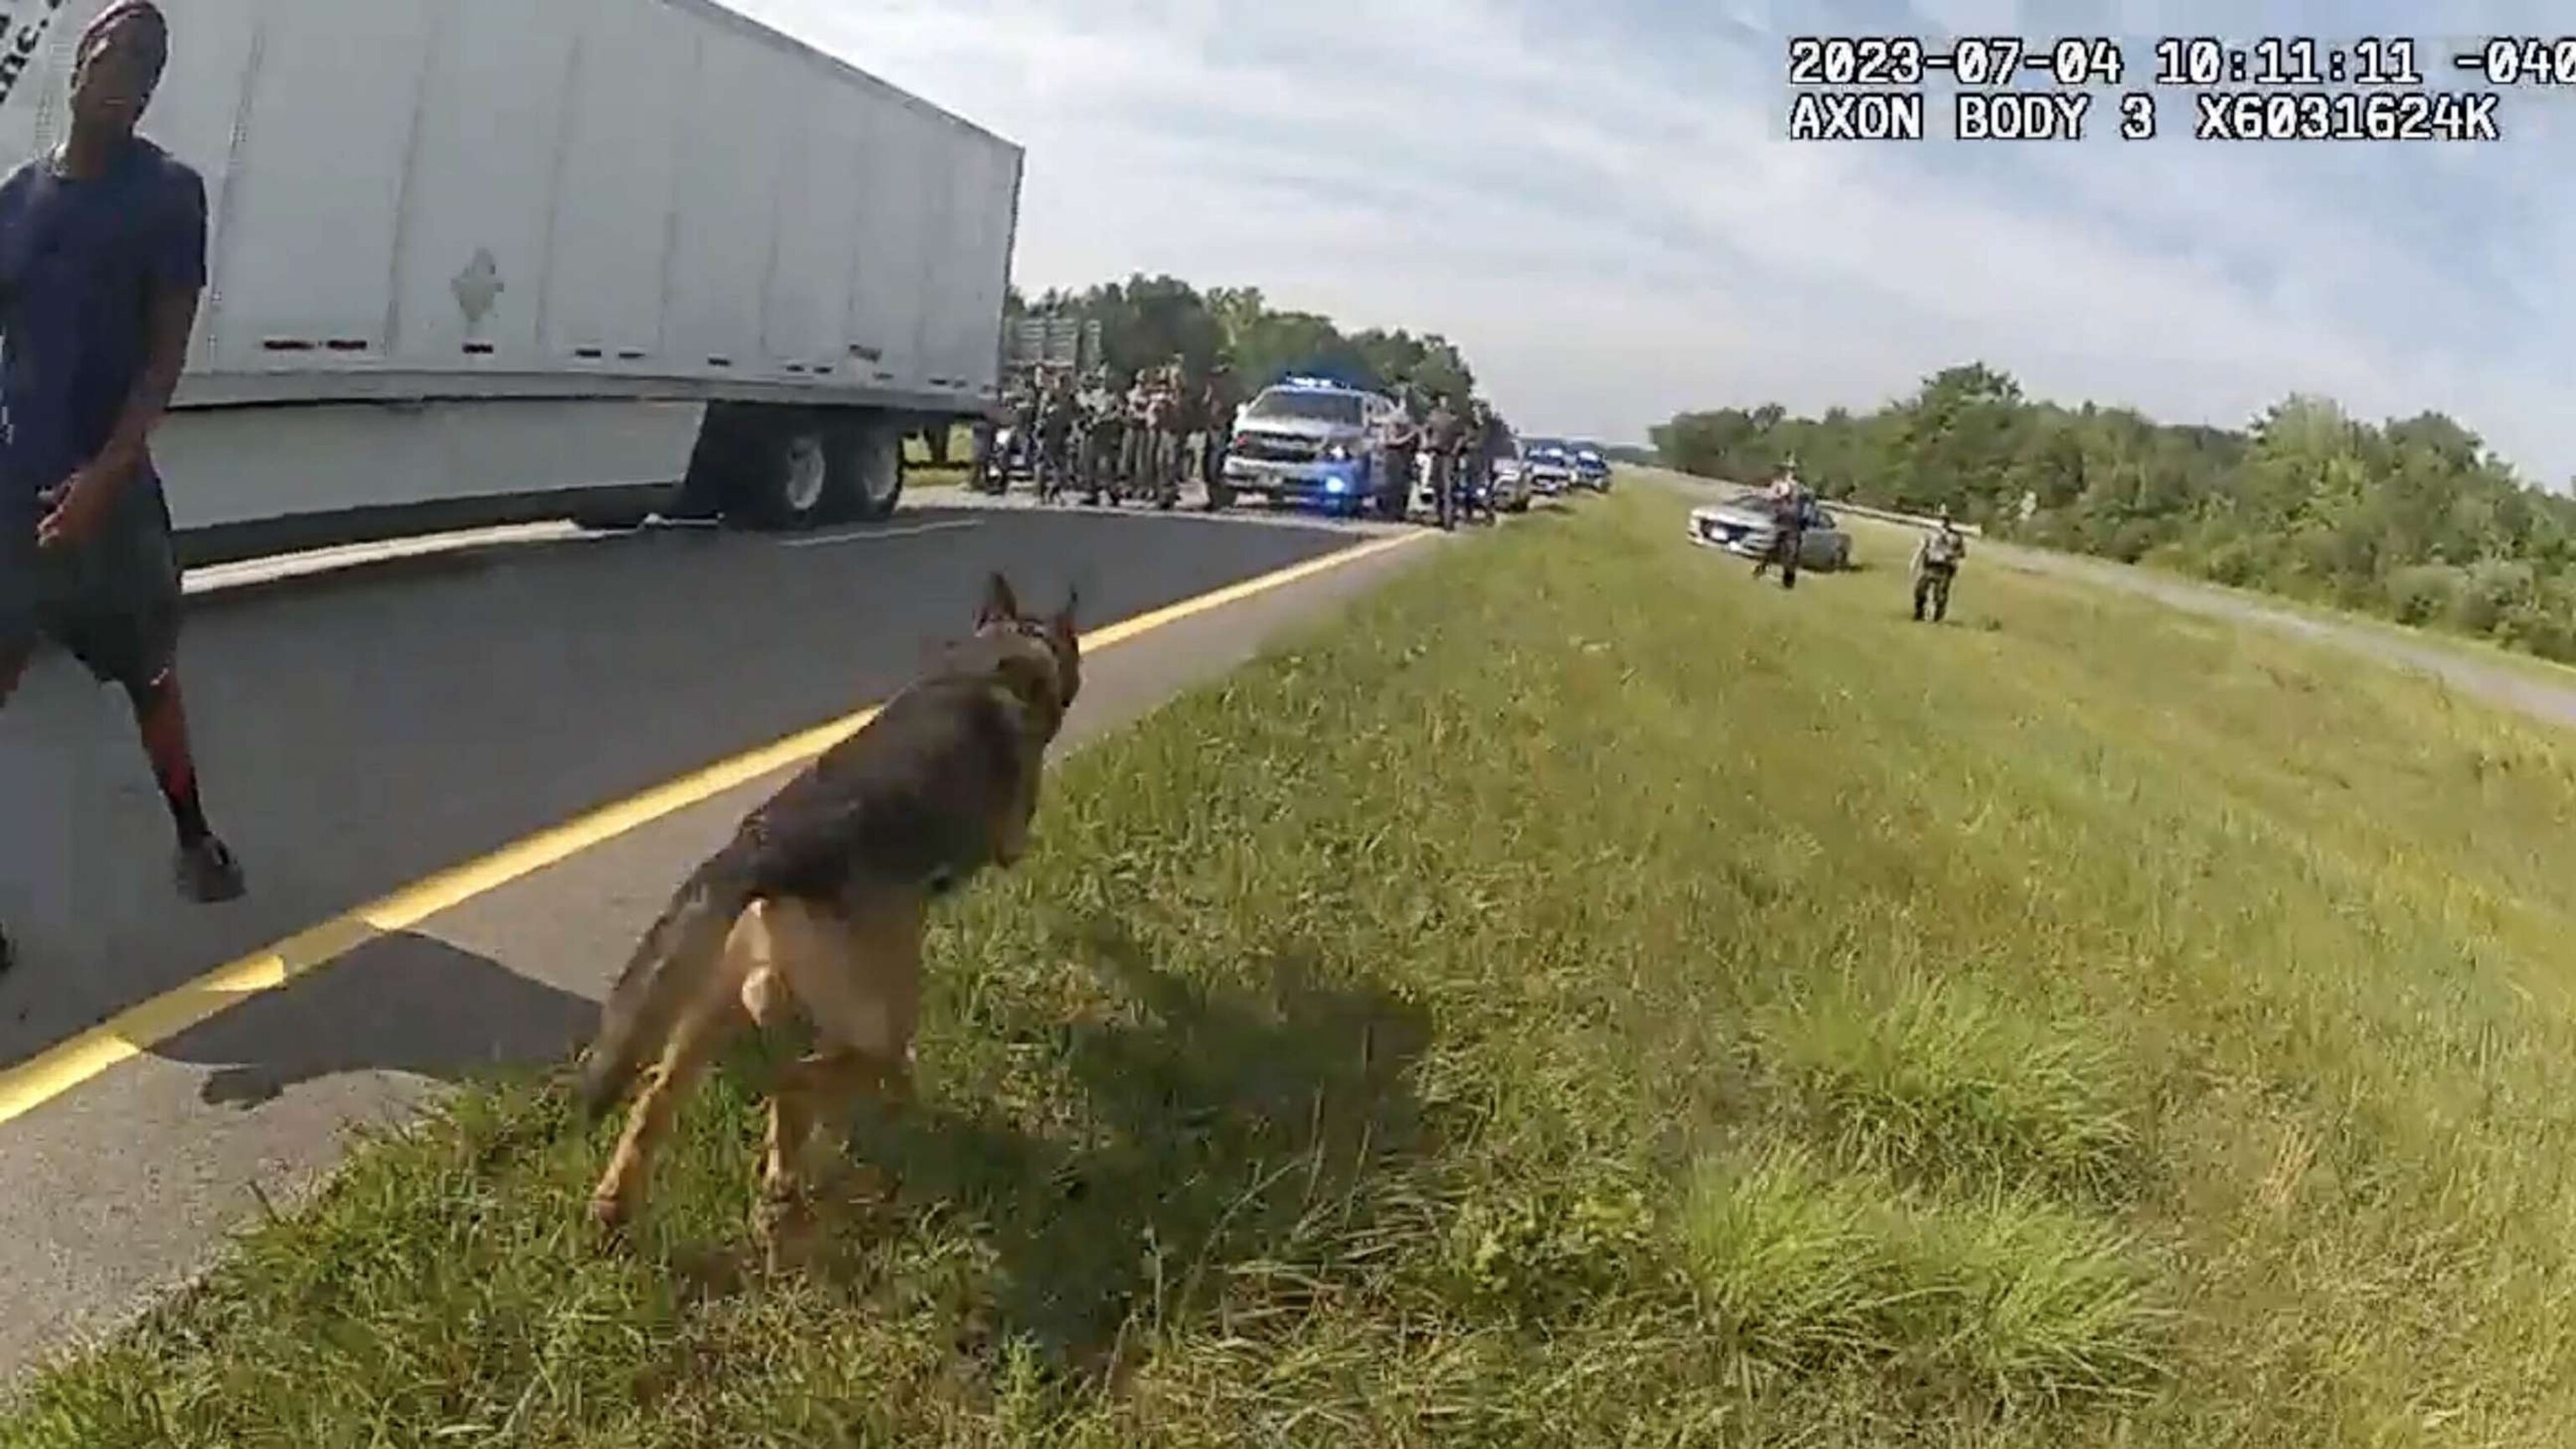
[0,0,1022,558]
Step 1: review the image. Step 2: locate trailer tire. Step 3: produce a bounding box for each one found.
[701,410,823,532]
[720,411,903,530]
[837,420,906,522]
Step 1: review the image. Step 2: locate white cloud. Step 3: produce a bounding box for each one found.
[735,0,2575,480]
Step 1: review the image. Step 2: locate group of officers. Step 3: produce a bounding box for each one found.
[969,361,1220,509]
[969,361,1520,522]
[1748,462,1971,622]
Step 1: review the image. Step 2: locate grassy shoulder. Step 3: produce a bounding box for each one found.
[1657,457,2576,692]
[1992,531,2576,695]
[13,488,2576,1444]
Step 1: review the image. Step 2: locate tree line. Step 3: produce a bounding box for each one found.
[1653,363,2576,662]
[1006,275,1481,403]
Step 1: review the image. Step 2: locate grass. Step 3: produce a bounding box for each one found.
[13,481,2576,1442]
[1659,459,2576,694]
[1974,532,2576,695]
[904,425,974,489]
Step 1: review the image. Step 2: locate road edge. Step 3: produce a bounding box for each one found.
[0,527,1434,1128]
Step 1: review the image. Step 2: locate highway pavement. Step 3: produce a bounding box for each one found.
[0,485,1440,1384]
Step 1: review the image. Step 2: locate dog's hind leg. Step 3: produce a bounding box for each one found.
[588,925,754,1237]
[750,895,924,1272]
[588,998,729,1236]
[757,1047,912,1273]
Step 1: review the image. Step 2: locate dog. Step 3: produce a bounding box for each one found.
[574,570,1081,1268]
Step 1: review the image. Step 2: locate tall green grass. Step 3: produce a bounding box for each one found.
[12,488,2576,1444]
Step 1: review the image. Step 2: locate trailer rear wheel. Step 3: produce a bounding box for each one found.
[719,411,903,530]
[782,431,832,517]
[727,416,843,531]
[839,421,905,522]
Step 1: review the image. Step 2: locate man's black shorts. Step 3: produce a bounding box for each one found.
[0,484,183,688]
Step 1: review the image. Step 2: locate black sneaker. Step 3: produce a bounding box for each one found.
[177,835,247,904]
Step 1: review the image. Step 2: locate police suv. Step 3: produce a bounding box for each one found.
[1571,442,1613,491]
[1220,377,1402,518]
[1519,437,1576,496]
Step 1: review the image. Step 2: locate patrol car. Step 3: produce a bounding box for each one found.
[1687,487,1853,571]
[1519,437,1577,496]
[1571,443,1613,491]
[1221,377,1402,517]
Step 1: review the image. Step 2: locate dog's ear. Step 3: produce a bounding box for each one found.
[1052,584,1080,647]
[977,571,1020,628]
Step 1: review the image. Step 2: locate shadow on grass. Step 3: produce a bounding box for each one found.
[845,914,1437,1384]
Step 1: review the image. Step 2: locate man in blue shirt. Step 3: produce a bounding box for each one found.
[0,2,245,974]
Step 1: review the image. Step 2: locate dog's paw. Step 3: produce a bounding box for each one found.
[586,1192,635,1244]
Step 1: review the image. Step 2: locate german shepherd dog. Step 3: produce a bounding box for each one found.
[575,572,1081,1268]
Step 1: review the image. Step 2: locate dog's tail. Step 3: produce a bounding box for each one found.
[574,845,760,1122]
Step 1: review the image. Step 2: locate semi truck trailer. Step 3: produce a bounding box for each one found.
[0,0,1022,561]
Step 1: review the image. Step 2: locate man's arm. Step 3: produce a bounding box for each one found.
[101,166,210,486]
[86,283,198,487]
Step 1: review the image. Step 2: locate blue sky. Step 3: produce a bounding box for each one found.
[738,0,2574,481]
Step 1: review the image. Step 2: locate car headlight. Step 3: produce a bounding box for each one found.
[1322,441,1353,462]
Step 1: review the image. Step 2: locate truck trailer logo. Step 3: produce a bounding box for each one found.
[0,0,75,112]
[452,248,504,328]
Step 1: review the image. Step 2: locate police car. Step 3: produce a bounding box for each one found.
[1220,377,1401,518]
[1519,437,1576,496]
[1571,442,1612,491]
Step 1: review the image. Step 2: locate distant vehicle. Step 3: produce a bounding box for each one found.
[1520,438,1576,496]
[1222,377,1401,518]
[1570,443,1613,491]
[1687,489,1853,571]
[1491,436,1534,513]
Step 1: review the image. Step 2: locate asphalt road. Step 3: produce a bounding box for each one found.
[0,485,1438,1384]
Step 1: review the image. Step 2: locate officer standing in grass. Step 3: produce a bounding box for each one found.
[1912,508,1969,622]
[0,2,248,975]
[1753,460,1810,589]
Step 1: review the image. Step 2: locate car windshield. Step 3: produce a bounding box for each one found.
[1527,439,1566,454]
[1246,390,1365,427]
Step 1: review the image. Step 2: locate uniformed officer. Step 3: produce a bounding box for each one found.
[1033,367,1078,503]
[1912,507,1969,621]
[1753,460,1810,589]
[1424,394,1463,530]
[1197,364,1240,509]
[1382,384,1420,522]
[1079,367,1122,505]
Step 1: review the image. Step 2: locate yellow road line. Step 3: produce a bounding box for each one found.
[0,528,1432,1126]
